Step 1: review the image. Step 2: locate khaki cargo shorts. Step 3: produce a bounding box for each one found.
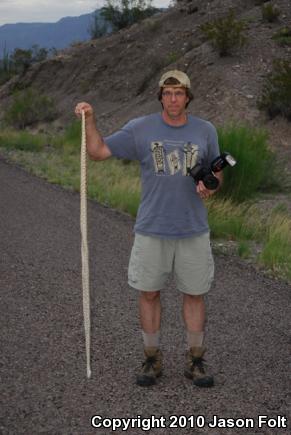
[128,232,214,295]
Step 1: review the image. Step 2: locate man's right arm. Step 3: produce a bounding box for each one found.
[75,102,112,161]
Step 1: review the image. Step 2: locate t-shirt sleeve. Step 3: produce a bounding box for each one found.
[104,120,139,161]
[206,122,220,166]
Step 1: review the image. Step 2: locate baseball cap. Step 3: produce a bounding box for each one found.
[159,70,191,89]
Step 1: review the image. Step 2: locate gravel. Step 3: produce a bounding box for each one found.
[0,157,290,435]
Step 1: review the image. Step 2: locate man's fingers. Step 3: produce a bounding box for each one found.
[74,102,93,118]
[196,181,212,199]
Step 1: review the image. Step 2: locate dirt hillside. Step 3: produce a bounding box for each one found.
[0,0,291,178]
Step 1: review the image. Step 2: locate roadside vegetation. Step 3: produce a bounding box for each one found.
[0,120,290,281]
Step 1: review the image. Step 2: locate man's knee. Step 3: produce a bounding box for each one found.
[183,293,204,304]
[140,290,160,302]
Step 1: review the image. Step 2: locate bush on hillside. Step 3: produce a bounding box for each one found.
[262,3,280,23]
[272,27,291,46]
[101,0,156,31]
[258,59,291,121]
[4,88,58,129]
[200,10,247,56]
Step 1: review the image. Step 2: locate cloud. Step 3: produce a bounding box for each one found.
[0,0,170,26]
[0,0,102,25]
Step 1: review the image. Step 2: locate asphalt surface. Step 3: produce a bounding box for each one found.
[0,157,290,435]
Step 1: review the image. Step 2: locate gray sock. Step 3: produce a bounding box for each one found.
[186,330,204,349]
[142,330,160,348]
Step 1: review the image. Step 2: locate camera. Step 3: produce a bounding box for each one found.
[188,152,237,190]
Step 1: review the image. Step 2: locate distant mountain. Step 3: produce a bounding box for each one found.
[0,11,103,55]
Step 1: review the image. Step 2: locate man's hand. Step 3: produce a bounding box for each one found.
[74,101,112,161]
[75,102,94,119]
[196,170,223,200]
[196,180,215,200]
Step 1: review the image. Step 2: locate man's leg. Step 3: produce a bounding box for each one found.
[183,293,214,387]
[136,290,163,386]
[139,290,161,334]
[183,293,205,334]
[128,234,174,386]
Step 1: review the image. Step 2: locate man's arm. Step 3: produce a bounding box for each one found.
[75,102,112,161]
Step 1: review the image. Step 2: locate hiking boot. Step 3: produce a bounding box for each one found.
[184,346,214,387]
[136,347,162,387]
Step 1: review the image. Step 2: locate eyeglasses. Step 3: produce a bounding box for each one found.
[162,90,186,98]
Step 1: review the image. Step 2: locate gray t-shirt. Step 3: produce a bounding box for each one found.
[105,113,220,239]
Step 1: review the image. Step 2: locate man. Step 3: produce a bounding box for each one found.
[75,70,222,388]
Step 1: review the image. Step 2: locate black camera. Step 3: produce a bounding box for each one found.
[188,152,237,190]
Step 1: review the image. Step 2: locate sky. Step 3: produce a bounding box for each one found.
[0,0,172,26]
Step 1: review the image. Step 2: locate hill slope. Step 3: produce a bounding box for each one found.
[0,0,290,176]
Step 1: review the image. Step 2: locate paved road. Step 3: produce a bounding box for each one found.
[0,157,290,435]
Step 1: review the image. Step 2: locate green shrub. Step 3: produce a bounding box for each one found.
[258,59,291,120]
[217,124,277,202]
[200,10,247,56]
[272,27,291,46]
[262,3,280,22]
[4,88,58,129]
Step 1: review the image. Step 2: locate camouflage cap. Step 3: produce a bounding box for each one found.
[159,70,191,89]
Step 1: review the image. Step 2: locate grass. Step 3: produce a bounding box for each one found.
[0,130,45,152]
[238,241,251,259]
[0,122,290,281]
[259,212,291,279]
[217,124,279,202]
[207,199,264,241]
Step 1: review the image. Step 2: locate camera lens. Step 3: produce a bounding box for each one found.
[203,174,219,190]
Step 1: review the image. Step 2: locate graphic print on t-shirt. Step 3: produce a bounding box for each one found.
[151,141,199,176]
[183,142,199,176]
[167,150,182,175]
[151,141,166,174]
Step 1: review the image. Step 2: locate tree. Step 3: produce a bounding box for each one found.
[89,10,108,39]
[31,44,49,62]
[101,0,156,31]
[10,48,33,74]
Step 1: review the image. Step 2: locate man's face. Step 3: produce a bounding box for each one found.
[161,86,189,119]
